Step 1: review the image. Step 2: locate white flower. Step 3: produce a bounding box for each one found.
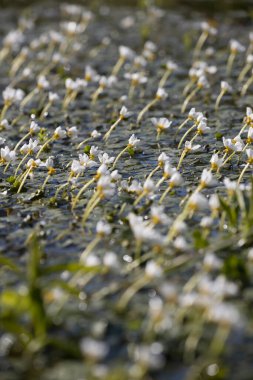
[247,128,253,142]
[20,139,40,154]
[173,220,187,234]
[103,251,119,269]
[0,137,6,145]
[29,121,40,134]
[80,338,108,360]
[0,146,16,163]
[98,152,115,165]
[84,65,98,82]
[169,171,183,187]
[26,158,43,169]
[37,75,49,90]
[133,55,147,68]
[3,87,25,105]
[221,81,232,93]
[208,303,241,326]
[188,107,200,120]
[71,159,83,175]
[197,119,210,135]
[188,192,209,211]
[224,178,238,194]
[162,163,177,179]
[61,21,85,36]
[127,180,143,194]
[200,169,216,188]
[91,130,101,139]
[48,92,59,103]
[184,141,201,152]
[96,220,112,236]
[45,156,54,170]
[200,216,213,228]
[222,137,243,152]
[197,75,209,89]
[173,236,188,251]
[145,260,163,279]
[97,163,109,176]
[99,75,116,88]
[124,72,147,85]
[246,148,253,163]
[119,106,130,119]
[79,153,97,169]
[119,45,135,60]
[245,107,253,124]
[165,60,178,72]
[90,146,100,159]
[84,254,101,267]
[97,175,115,198]
[230,39,245,53]
[144,41,157,52]
[3,30,24,49]
[128,213,163,244]
[209,194,220,212]
[65,78,77,91]
[246,54,253,64]
[143,178,155,193]
[0,119,10,130]
[128,134,140,147]
[158,152,170,166]
[201,21,217,36]
[203,253,222,271]
[111,170,121,181]
[67,126,78,139]
[151,117,172,132]
[76,78,87,91]
[150,205,170,225]
[210,153,223,170]
[54,126,66,139]
[155,88,168,100]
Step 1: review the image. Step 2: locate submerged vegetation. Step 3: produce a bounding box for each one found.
[1,1,253,379]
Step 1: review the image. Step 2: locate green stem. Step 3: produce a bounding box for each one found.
[158,70,171,88]
[181,87,200,113]
[133,191,146,206]
[36,136,54,158]
[17,167,33,193]
[41,174,50,192]
[193,31,208,57]
[82,194,101,225]
[215,89,226,110]
[241,75,253,96]
[112,146,128,169]
[72,177,96,209]
[178,123,196,149]
[111,56,125,76]
[177,117,189,131]
[159,185,172,204]
[117,276,149,311]
[238,162,250,183]
[103,117,121,141]
[227,52,236,76]
[177,149,187,170]
[14,131,31,152]
[137,98,158,124]
[238,62,251,82]
[146,165,159,180]
[0,104,10,121]
[79,236,101,263]
[14,151,30,176]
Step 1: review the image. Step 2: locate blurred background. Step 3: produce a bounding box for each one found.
[0,0,253,13]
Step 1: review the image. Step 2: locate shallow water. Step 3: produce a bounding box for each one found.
[1,1,253,380]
